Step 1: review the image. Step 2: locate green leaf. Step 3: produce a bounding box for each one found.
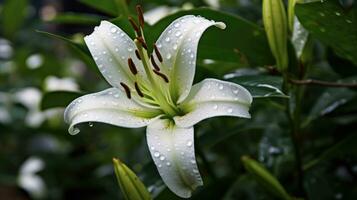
[145,8,274,66]
[241,156,291,200]
[50,13,102,25]
[112,158,152,200]
[1,0,28,39]
[41,91,83,110]
[228,75,289,98]
[79,0,118,16]
[296,0,357,65]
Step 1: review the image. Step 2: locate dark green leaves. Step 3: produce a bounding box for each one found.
[296,0,357,65]
[41,91,83,110]
[1,0,28,38]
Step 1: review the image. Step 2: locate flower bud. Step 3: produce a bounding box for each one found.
[263,0,289,71]
[112,158,152,200]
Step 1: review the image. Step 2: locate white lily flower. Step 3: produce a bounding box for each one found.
[64,12,252,198]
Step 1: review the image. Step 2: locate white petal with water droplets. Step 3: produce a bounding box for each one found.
[84,21,146,88]
[154,15,226,103]
[174,79,252,127]
[64,88,161,135]
[146,118,202,198]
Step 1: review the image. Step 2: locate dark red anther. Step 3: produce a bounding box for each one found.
[136,5,145,28]
[153,70,169,83]
[120,82,131,99]
[128,16,140,35]
[153,44,163,62]
[128,58,138,75]
[135,49,141,60]
[150,54,160,71]
[135,82,144,97]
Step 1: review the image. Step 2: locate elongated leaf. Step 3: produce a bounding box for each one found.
[296,0,357,65]
[50,13,102,25]
[241,156,291,200]
[112,158,152,200]
[41,91,83,110]
[228,75,288,98]
[37,30,97,70]
[145,8,274,66]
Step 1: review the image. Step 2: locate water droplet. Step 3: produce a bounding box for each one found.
[157,43,162,48]
[175,31,182,37]
[115,48,119,52]
[227,108,233,113]
[150,146,155,150]
[173,44,178,50]
[159,156,165,161]
[181,152,185,155]
[174,23,180,28]
[193,169,199,173]
[186,140,192,147]
[167,148,171,152]
[190,54,194,58]
[102,51,107,54]
[219,84,224,90]
[110,27,117,33]
[187,49,191,53]
[154,152,160,157]
[88,122,94,127]
[121,56,125,60]
[213,105,218,110]
[158,164,162,168]
[166,53,172,59]
[166,162,171,166]
[335,12,341,16]
[165,37,170,42]
[190,159,195,164]
[77,99,82,103]
[127,47,133,52]
[120,33,124,37]
[233,89,239,94]
[94,57,98,61]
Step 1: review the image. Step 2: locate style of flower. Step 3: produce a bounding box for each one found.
[64,8,252,198]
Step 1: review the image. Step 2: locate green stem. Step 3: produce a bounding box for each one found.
[283,73,305,198]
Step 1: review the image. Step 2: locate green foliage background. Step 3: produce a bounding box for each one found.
[0,0,356,199]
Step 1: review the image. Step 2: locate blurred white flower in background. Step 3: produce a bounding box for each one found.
[26,54,44,70]
[18,157,46,199]
[44,76,79,92]
[143,3,193,25]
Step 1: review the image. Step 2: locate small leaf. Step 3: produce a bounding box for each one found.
[112,158,152,200]
[241,156,291,200]
[228,75,289,98]
[41,91,83,110]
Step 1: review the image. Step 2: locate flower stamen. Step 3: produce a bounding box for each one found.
[136,37,148,50]
[136,5,145,28]
[153,44,163,62]
[120,82,131,99]
[135,82,144,97]
[153,70,169,83]
[128,16,140,36]
[127,58,138,75]
[150,54,160,71]
[135,49,141,60]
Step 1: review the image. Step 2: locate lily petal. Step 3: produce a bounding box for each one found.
[84,21,146,88]
[154,15,226,103]
[146,118,202,198]
[64,88,161,135]
[174,79,252,127]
